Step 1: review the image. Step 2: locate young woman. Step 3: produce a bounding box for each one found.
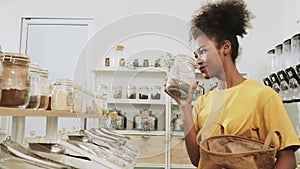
[165,0,300,168]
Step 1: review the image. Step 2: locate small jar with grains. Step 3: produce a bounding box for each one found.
[138,85,149,99]
[27,63,41,110]
[38,68,49,110]
[51,79,74,111]
[112,85,123,99]
[0,53,30,109]
[127,85,137,99]
[151,85,162,100]
[166,54,197,99]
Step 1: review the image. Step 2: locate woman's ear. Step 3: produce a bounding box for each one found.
[222,40,231,56]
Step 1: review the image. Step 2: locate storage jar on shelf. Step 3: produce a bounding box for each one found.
[27,63,41,110]
[73,84,83,113]
[150,85,162,100]
[127,85,137,99]
[51,79,74,111]
[138,85,149,99]
[0,52,30,109]
[38,68,49,110]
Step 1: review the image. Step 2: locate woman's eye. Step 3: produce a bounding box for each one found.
[199,49,206,55]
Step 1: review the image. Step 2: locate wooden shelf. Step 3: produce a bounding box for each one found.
[0,107,101,118]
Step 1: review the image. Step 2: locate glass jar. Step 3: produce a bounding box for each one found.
[84,90,94,114]
[0,53,30,109]
[127,85,137,99]
[143,59,149,67]
[292,33,300,67]
[275,44,283,71]
[112,85,122,99]
[267,49,276,74]
[46,81,54,110]
[26,63,41,109]
[138,85,149,99]
[110,45,125,68]
[166,54,197,99]
[38,68,49,110]
[150,85,161,100]
[51,79,74,111]
[94,84,108,115]
[283,39,291,70]
[73,84,82,113]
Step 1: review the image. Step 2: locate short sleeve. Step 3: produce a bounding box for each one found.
[260,93,300,150]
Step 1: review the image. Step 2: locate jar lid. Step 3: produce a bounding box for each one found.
[292,33,300,40]
[176,54,197,68]
[1,52,30,63]
[55,79,73,86]
[39,68,49,76]
[267,49,275,54]
[29,63,40,72]
[73,84,82,90]
[283,39,291,45]
[128,85,137,89]
[115,45,124,51]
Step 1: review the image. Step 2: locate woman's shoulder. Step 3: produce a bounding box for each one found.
[242,78,278,98]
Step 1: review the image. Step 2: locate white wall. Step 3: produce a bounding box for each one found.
[1,0,299,82]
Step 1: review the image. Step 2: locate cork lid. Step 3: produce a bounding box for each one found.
[1,52,30,63]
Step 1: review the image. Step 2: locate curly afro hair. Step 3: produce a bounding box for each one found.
[189,0,254,63]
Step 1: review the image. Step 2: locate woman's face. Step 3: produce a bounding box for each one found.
[194,35,224,79]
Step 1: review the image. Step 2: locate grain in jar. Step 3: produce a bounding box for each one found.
[38,68,49,110]
[51,79,74,111]
[27,63,41,110]
[166,54,197,99]
[0,53,30,109]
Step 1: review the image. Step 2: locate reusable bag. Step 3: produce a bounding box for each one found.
[197,124,281,169]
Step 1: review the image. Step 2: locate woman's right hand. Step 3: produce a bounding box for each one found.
[164,75,196,108]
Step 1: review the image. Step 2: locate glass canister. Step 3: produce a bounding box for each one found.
[138,85,149,99]
[73,84,82,113]
[291,33,300,67]
[0,53,30,109]
[27,63,41,109]
[127,85,137,99]
[283,39,292,70]
[51,79,74,111]
[112,85,123,99]
[275,44,283,71]
[46,81,54,110]
[38,68,49,110]
[94,84,108,115]
[267,49,276,73]
[111,45,125,68]
[150,85,162,100]
[166,54,197,99]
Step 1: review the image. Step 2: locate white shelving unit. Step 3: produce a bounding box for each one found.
[93,67,195,169]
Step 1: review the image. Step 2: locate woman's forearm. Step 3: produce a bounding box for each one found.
[181,104,200,167]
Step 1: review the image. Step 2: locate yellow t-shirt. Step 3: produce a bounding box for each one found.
[193,79,300,150]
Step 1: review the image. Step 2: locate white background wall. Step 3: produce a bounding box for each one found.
[0,0,299,82]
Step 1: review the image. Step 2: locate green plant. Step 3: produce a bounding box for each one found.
[160,52,176,71]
